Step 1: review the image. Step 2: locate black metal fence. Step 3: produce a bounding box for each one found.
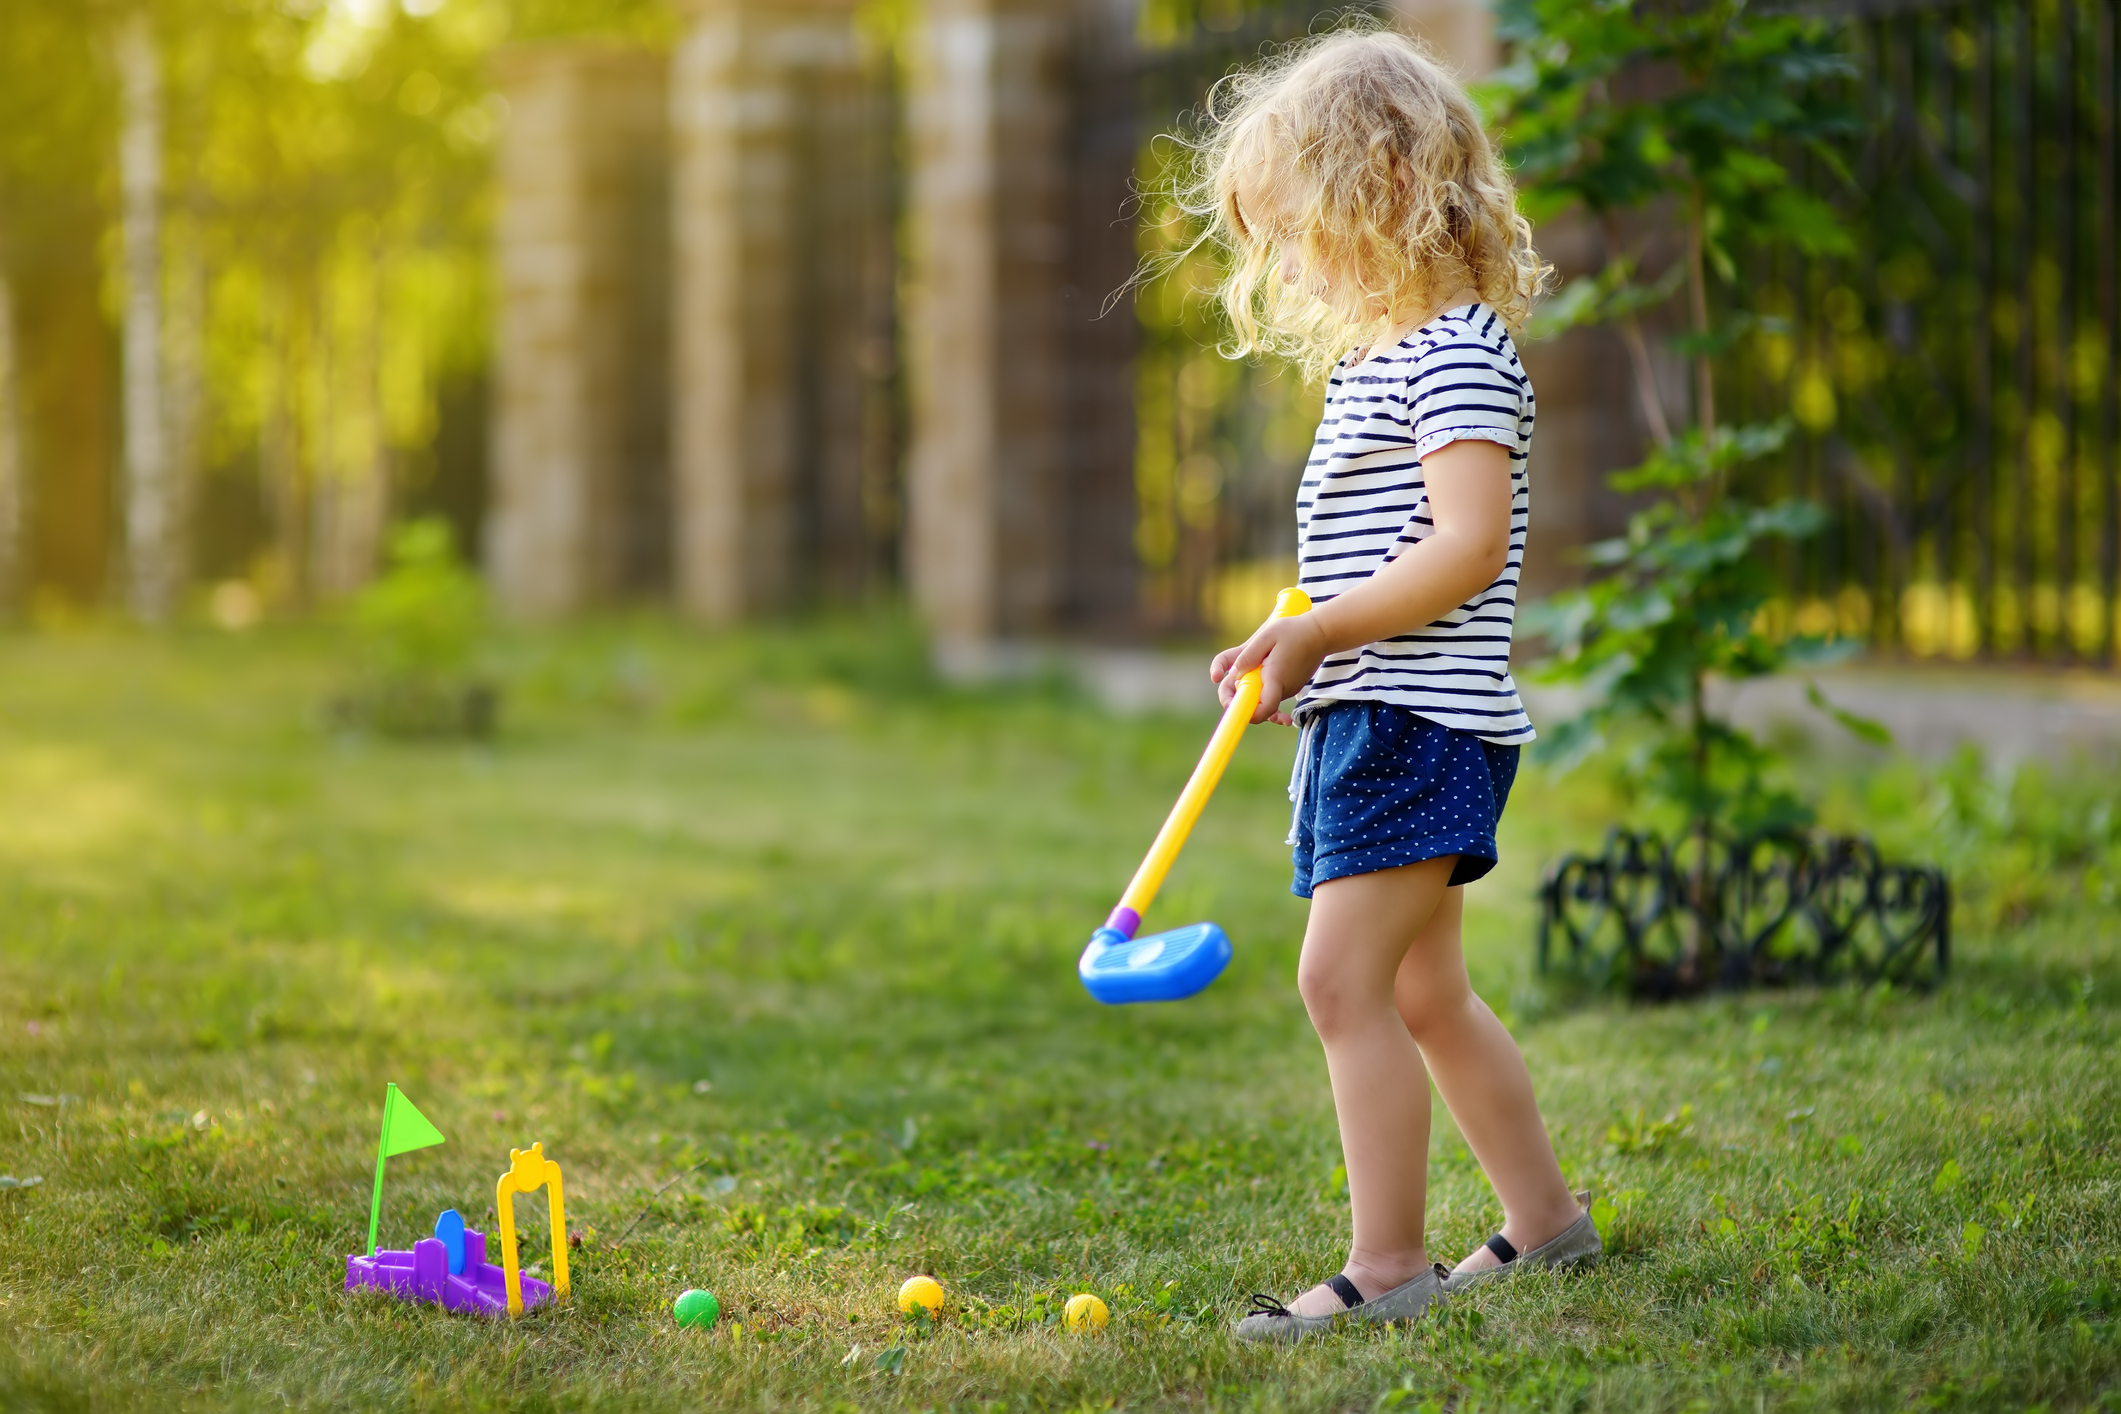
[1538,828,1952,996]
[1744,0,2121,664]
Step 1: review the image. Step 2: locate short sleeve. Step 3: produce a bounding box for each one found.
[1407,321,1528,462]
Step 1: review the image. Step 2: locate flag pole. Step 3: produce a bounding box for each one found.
[367,1082,397,1258]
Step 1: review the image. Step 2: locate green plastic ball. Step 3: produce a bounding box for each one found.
[673,1288,720,1330]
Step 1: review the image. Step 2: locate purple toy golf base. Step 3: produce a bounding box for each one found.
[345,1226,553,1317]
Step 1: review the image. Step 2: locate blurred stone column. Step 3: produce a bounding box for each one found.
[1390,0,1497,76]
[0,266,21,613]
[903,0,1071,654]
[489,44,669,619]
[669,0,888,623]
[116,13,174,623]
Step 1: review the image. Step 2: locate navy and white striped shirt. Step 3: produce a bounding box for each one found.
[1291,303,1535,745]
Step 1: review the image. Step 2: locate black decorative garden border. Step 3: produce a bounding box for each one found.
[1537,829,1950,998]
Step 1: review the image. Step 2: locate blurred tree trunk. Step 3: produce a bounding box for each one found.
[0,256,22,614]
[164,205,202,607]
[311,242,389,600]
[15,213,114,607]
[259,271,306,610]
[117,12,174,621]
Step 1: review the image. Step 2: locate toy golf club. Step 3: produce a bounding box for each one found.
[1079,586,1312,1004]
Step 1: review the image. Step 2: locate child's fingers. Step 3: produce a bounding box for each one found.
[1253,660,1286,723]
[1209,646,1240,684]
[1229,629,1272,675]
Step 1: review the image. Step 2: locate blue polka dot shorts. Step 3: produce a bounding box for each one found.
[1288,701,1521,899]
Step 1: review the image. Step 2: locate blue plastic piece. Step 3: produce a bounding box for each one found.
[434,1207,467,1275]
[1078,921,1232,1004]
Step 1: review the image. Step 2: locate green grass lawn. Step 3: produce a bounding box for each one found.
[1,622,2116,1412]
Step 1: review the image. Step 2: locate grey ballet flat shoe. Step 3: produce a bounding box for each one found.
[1443,1190,1602,1294]
[1232,1264,1449,1343]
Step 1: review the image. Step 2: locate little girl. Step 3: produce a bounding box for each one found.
[1183,28,1600,1339]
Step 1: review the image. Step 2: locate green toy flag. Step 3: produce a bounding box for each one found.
[366,1082,446,1257]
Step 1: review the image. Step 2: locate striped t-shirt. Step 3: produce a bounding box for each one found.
[1290,303,1535,746]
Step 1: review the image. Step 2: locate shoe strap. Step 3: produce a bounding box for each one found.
[1325,1273,1365,1309]
[1484,1233,1519,1264]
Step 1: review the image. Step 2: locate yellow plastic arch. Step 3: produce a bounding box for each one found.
[495,1142,569,1316]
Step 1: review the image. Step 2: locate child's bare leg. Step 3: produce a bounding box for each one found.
[1393,884,1580,1273]
[1281,855,1455,1316]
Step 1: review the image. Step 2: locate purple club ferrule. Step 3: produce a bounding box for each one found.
[1102,906,1140,940]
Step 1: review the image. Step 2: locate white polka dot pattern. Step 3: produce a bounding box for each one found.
[1288,702,1520,897]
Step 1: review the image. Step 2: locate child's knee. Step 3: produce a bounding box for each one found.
[1297,950,1378,1036]
[1395,975,1472,1040]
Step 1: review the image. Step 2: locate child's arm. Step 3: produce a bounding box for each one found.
[1211,438,1515,725]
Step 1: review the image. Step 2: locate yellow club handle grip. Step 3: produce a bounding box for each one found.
[1114,586,1313,924]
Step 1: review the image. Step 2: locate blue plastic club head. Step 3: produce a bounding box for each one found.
[1078,922,1232,1005]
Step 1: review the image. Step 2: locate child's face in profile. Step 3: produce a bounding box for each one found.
[1235,165,1340,303]
[1279,246,1311,291]
[1236,152,1444,334]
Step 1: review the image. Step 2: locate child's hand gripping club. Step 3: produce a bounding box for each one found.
[1078,587,1313,1004]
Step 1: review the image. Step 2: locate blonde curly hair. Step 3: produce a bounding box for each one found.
[1169,24,1550,382]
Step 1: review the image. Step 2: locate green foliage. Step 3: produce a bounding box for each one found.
[1929,750,2121,878]
[1527,424,1841,832]
[1492,1,1868,830]
[1819,745,2121,934]
[337,517,494,737]
[350,518,486,681]
[1491,0,1857,258]
[1604,1104,1693,1159]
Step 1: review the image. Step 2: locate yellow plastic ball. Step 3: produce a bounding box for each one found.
[897,1274,944,1317]
[1063,1293,1109,1333]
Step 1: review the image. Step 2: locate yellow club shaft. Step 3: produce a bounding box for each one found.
[1116,586,1312,922]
